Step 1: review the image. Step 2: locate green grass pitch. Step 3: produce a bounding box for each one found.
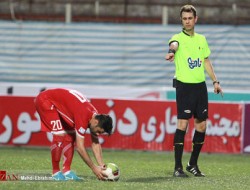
[0,147,249,190]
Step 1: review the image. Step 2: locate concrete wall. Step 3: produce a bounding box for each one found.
[0,0,249,24]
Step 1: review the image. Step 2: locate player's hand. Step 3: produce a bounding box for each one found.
[92,165,107,180]
[214,83,223,98]
[165,53,175,62]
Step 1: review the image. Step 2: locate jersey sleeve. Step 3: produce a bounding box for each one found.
[74,105,97,138]
[169,34,180,45]
[74,108,90,138]
[75,117,88,138]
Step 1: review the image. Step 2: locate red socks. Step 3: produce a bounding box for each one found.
[51,135,64,174]
[62,133,75,173]
[50,133,75,174]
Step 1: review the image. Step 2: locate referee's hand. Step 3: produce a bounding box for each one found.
[214,83,223,98]
[165,53,175,62]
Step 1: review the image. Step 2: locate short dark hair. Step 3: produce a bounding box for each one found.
[180,5,197,17]
[95,114,113,135]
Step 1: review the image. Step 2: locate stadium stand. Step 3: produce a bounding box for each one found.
[0,0,249,24]
[0,1,250,92]
[0,21,250,90]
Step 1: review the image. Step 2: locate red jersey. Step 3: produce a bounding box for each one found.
[35,88,98,137]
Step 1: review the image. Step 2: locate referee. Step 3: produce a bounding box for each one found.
[165,5,223,177]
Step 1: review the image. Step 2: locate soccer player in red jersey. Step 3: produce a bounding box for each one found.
[34,88,113,181]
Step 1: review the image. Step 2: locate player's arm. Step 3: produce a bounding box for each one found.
[91,133,105,167]
[165,41,179,62]
[75,133,105,180]
[204,58,223,97]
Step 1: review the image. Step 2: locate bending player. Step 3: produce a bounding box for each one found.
[35,88,113,181]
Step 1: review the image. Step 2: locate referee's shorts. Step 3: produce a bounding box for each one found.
[176,80,208,121]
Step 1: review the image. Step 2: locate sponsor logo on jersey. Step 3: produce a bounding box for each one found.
[188,57,202,69]
[78,127,86,134]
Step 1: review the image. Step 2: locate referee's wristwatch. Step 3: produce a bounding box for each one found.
[213,81,220,85]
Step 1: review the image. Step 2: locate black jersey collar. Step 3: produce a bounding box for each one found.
[182,29,194,37]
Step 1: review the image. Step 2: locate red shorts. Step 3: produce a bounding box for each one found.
[35,93,74,135]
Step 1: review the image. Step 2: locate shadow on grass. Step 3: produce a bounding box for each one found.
[124,176,171,183]
[71,171,191,183]
[124,172,189,183]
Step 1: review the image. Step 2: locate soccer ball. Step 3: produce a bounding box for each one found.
[102,163,120,181]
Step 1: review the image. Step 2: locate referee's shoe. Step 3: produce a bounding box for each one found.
[173,168,188,177]
[186,163,205,177]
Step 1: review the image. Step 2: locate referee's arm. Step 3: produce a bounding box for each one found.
[204,58,223,97]
[165,41,179,62]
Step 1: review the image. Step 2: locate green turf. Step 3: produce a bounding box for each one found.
[0,147,249,190]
